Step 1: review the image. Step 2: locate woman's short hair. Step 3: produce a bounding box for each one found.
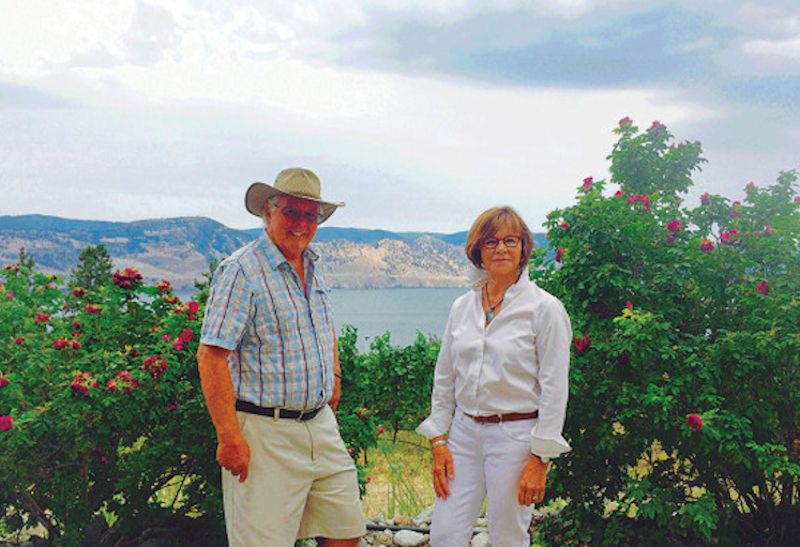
[464,206,534,274]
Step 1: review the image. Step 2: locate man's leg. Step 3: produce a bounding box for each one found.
[317,538,359,547]
[297,407,367,541]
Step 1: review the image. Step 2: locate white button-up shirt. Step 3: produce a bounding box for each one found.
[416,275,573,459]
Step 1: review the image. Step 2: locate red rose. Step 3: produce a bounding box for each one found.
[618,116,632,127]
[560,221,570,230]
[649,120,665,131]
[686,414,703,430]
[700,192,710,206]
[162,334,171,342]
[169,402,179,412]
[555,247,565,263]
[14,337,24,345]
[71,340,81,350]
[581,177,593,191]
[0,377,9,389]
[0,415,12,432]
[666,234,676,244]
[85,303,101,314]
[106,379,118,392]
[666,219,682,232]
[614,190,623,196]
[730,210,741,218]
[756,281,769,296]
[163,295,179,305]
[53,337,69,350]
[34,312,50,324]
[156,280,173,292]
[574,335,590,352]
[187,301,199,315]
[179,328,194,343]
[700,238,714,254]
[377,425,385,435]
[5,292,13,301]
[625,301,633,310]
[746,182,755,191]
[173,340,184,351]
[72,287,85,297]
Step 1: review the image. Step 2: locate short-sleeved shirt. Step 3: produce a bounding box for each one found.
[200,231,335,411]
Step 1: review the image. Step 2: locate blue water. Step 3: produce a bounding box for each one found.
[327,287,468,350]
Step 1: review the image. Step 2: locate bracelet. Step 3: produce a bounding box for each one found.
[431,439,447,448]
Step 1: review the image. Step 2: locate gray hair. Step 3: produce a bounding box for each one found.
[261,196,281,227]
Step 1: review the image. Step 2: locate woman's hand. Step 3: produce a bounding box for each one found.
[517,454,548,505]
[431,436,455,499]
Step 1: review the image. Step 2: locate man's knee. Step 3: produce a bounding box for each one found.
[317,537,360,547]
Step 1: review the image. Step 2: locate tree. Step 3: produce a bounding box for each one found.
[69,244,113,292]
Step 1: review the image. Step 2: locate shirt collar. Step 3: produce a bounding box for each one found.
[258,230,319,271]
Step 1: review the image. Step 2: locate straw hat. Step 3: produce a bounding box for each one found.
[244,167,344,224]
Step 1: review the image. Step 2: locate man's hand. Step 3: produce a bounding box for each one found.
[431,437,455,499]
[517,454,548,506]
[217,432,251,483]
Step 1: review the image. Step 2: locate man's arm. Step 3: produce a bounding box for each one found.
[329,326,341,411]
[197,343,250,482]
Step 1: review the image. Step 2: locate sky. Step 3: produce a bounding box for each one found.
[0,0,798,232]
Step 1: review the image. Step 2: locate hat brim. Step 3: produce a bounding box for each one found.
[245,182,344,224]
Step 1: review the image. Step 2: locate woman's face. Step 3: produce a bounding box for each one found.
[480,225,522,280]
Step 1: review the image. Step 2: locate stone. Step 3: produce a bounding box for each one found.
[470,531,491,547]
[394,529,427,546]
[394,515,414,527]
[372,530,394,546]
[413,505,434,526]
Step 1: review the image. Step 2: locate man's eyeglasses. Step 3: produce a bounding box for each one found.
[279,207,324,224]
[482,236,521,249]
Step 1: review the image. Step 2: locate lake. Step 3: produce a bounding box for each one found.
[327,287,469,350]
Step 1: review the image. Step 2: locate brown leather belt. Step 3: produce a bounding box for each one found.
[464,410,538,424]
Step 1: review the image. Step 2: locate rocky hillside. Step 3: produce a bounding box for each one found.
[0,215,548,290]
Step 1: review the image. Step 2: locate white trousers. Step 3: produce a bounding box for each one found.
[430,409,534,547]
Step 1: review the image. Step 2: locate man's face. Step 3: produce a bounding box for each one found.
[265,195,321,261]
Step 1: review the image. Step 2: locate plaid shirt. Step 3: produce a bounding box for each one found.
[200,231,335,410]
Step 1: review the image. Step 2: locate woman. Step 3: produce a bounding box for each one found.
[416,206,572,547]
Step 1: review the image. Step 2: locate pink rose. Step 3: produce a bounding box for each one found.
[625,301,633,310]
[173,340,184,351]
[666,234,676,244]
[560,221,570,230]
[5,292,13,301]
[85,303,101,314]
[700,238,714,254]
[162,334,171,342]
[555,247,565,263]
[377,425,385,435]
[794,196,800,203]
[700,192,710,206]
[0,415,12,432]
[574,335,590,352]
[0,376,9,389]
[756,281,769,296]
[649,120,665,131]
[666,220,682,232]
[582,177,593,191]
[169,402,179,412]
[746,182,755,191]
[686,414,703,431]
[179,328,194,343]
[14,337,24,345]
[618,116,632,127]
[614,190,623,196]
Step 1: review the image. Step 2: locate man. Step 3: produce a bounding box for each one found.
[197,167,365,546]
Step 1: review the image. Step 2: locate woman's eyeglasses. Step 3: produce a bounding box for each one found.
[482,236,521,249]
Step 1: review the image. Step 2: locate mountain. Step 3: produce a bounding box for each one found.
[0,215,547,290]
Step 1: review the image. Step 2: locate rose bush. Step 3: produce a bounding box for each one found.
[0,262,430,544]
[531,120,799,545]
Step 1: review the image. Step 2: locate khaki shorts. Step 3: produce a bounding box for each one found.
[222,405,366,546]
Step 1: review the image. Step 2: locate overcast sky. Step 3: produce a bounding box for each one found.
[1,0,798,232]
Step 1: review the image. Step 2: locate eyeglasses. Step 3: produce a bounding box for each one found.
[278,207,324,224]
[482,236,521,249]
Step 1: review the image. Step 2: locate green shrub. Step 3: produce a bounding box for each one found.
[532,119,800,545]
